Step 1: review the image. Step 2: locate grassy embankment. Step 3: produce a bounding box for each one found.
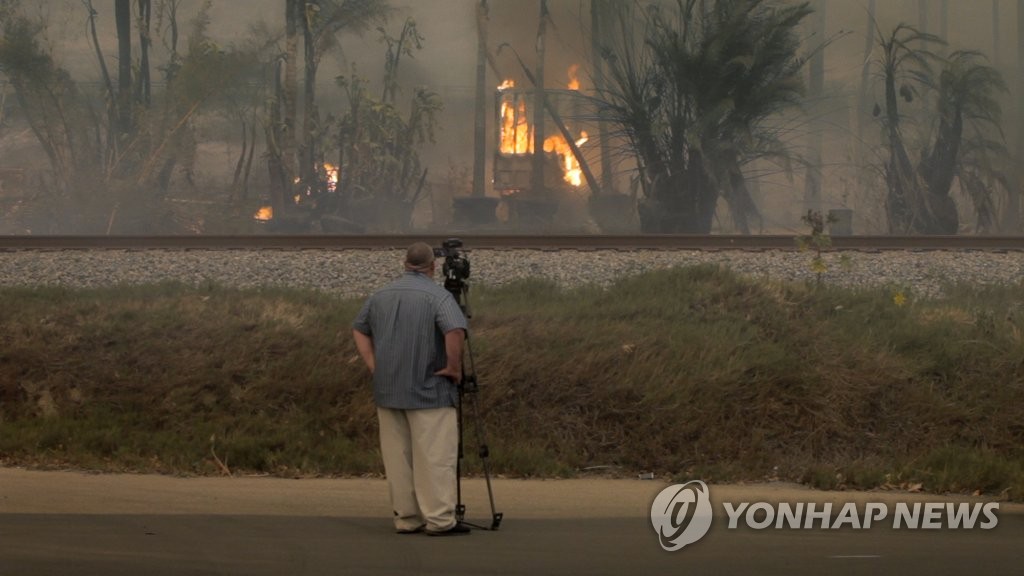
[1,265,1023,500]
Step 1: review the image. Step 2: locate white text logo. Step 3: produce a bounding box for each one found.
[723,501,1000,530]
[651,482,1001,552]
[650,481,714,551]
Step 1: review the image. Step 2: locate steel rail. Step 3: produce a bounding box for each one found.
[1,234,1023,251]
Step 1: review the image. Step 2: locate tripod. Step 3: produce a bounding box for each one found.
[445,275,503,531]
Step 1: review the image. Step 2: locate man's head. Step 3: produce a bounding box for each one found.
[404,242,436,275]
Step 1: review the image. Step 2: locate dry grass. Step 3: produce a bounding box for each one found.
[1,268,1023,499]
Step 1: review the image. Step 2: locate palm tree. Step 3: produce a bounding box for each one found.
[875,25,1007,234]
[595,0,812,233]
[875,25,945,234]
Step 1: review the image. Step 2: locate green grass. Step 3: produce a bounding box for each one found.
[2,267,1024,499]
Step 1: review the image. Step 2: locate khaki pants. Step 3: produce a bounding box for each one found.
[377,406,458,532]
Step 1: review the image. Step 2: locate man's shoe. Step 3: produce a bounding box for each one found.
[425,522,471,536]
[396,525,425,534]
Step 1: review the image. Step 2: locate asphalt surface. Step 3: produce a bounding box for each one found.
[1,468,1022,576]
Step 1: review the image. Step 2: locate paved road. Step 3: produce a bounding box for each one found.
[1,468,1021,575]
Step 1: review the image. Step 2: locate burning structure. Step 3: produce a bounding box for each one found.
[492,66,595,227]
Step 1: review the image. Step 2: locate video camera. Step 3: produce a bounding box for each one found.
[434,238,471,311]
[434,237,470,286]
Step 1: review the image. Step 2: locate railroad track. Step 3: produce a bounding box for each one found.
[1,234,1023,251]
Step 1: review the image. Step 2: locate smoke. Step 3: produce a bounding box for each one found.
[3,1,1021,234]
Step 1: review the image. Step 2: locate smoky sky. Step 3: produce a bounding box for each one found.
[10,1,1024,232]
[27,1,1023,117]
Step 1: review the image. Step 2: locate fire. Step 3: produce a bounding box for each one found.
[496,67,589,188]
[254,206,273,221]
[324,163,339,192]
[499,92,533,155]
[544,131,589,186]
[254,162,338,222]
[567,64,580,91]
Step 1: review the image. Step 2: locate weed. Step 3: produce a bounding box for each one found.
[796,210,844,286]
[1,270,1023,499]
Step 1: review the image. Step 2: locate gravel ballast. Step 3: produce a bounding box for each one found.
[0,248,1022,298]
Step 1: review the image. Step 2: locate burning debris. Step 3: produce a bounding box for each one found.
[253,162,340,224]
[254,206,273,222]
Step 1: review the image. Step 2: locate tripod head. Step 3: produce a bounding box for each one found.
[434,237,471,317]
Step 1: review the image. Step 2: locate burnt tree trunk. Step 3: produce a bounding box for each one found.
[115,0,133,137]
[282,0,301,189]
[804,0,826,216]
[136,0,151,107]
[883,43,918,234]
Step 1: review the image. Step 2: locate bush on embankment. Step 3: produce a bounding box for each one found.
[1,266,1023,500]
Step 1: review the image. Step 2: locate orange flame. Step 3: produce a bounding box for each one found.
[499,88,533,155]
[497,70,589,187]
[324,163,339,192]
[254,206,273,221]
[544,131,589,186]
[567,64,580,91]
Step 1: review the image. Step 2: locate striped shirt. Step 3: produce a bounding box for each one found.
[352,271,468,409]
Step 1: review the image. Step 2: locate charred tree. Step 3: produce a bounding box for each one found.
[590,0,614,195]
[804,0,826,218]
[282,0,301,192]
[266,56,289,217]
[136,0,152,107]
[115,0,133,137]
[83,0,118,168]
[301,1,317,190]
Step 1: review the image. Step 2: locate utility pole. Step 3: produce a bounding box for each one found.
[591,0,613,195]
[473,1,489,198]
[530,0,548,197]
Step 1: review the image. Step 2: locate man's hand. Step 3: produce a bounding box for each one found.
[434,364,463,385]
[352,329,376,375]
[435,328,466,384]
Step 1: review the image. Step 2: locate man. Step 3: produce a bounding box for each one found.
[352,242,470,536]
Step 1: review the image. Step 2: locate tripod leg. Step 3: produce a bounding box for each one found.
[455,383,466,523]
[464,384,503,530]
[451,305,502,530]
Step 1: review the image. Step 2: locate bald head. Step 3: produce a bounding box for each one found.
[404,242,436,273]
